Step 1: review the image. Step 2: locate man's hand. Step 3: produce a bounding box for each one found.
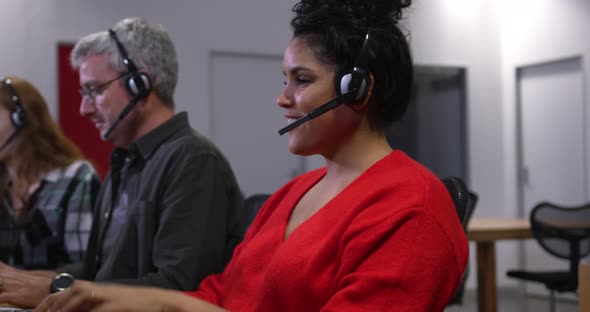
[0,262,54,308]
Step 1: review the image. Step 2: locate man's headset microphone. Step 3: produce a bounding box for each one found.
[101,28,152,140]
[278,32,374,135]
[0,79,28,152]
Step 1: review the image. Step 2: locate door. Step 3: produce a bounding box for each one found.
[517,57,586,297]
[210,52,304,197]
[386,66,468,181]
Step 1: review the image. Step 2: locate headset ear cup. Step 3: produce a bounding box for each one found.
[353,71,374,111]
[139,73,151,94]
[125,74,140,96]
[352,71,370,104]
[10,111,20,127]
[126,73,151,98]
[338,73,353,95]
[11,108,26,129]
[337,70,370,105]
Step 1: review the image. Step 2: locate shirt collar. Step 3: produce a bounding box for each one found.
[114,112,190,162]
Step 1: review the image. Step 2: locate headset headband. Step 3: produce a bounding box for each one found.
[1,79,23,110]
[108,29,139,74]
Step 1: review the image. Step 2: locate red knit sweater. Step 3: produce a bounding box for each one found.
[187,151,468,311]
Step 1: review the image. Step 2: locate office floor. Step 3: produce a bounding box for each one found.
[445,288,579,312]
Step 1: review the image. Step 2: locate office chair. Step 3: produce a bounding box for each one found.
[441,176,469,226]
[441,176,478,306]
[466,191,478,227]
[243,193,271,231]
[506,202,590,312]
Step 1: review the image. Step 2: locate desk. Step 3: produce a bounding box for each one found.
[467,218,532,312]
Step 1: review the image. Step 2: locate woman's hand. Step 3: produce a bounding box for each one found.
[34,280,228,312]
[0,262,53,308]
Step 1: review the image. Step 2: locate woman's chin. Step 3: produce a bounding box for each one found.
[288,143,314,157]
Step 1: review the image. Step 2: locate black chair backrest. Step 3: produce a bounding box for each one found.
[531,202,590,260]
[466,191,478,226]
[243,194,271,230]
[441,176,469,226]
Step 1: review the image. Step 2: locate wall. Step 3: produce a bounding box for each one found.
[496,0,590,288]
[498,0,590,221]
[0,0,587,289]
[408,0,506,288]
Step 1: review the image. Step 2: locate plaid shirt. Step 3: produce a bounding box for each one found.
[0,160,100,269]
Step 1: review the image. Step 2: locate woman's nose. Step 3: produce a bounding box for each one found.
[277,87,293,108]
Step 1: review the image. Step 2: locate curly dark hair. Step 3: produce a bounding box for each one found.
[290,0,413,131]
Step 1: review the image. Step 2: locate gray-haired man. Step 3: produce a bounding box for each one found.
[0,17,243,308]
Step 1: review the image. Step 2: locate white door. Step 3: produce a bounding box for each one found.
[518,57,586,297]
[210,52,304,197]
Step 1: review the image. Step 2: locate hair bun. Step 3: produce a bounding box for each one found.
[293,0,411,24]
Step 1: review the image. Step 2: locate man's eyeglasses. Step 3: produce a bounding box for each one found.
[79,72,130,101]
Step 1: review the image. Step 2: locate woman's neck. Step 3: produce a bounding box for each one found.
[323,129,392,184]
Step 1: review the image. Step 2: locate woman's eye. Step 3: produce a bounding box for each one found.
[296,77,311,84]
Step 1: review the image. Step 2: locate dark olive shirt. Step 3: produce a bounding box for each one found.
[81,112,243,290]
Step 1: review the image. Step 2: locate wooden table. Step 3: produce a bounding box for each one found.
[467,218,533,312]
[580,261,590,312]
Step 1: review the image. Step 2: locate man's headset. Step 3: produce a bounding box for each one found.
[0,79,28,151]
[278,32,374,135]
[102,29,152,140]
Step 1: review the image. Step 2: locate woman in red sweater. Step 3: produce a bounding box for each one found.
[35,0,468,311]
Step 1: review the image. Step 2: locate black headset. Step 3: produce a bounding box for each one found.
[335,32,373,105]
[1,79,28,130]
[108,29,151,98]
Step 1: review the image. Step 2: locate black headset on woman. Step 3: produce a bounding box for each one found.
[0,79,28,151]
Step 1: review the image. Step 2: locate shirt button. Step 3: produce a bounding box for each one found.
[95,255,100,262]
[104,211,110,219]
